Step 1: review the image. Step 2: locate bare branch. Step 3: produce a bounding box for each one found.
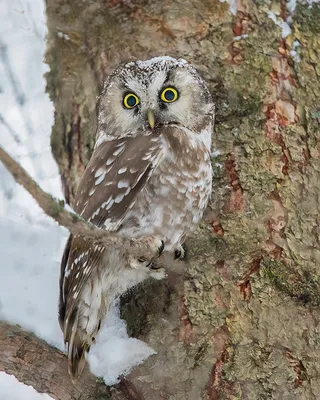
[0,145,113,237]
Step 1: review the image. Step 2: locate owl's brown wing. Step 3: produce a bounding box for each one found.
[58,134,164,378]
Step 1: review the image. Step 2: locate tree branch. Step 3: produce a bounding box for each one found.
[0,145,116,239]
[0,322,113,400]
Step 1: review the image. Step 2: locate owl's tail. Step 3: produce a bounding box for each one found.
[63,308,100,382]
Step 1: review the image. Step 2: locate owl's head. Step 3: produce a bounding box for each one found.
[97,56,214,139]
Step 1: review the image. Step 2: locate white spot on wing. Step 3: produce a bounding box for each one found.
[95,173,106,185]
[114,193,125,203]
[94,167,105,178]
[118,180,130,189]
[101,196,112,208]
[106,157,115,166]
[118,167,127,174]
[113,146,125,156]
[106,199,114,210]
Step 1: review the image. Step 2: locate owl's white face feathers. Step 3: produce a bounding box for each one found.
[97,56,214,143]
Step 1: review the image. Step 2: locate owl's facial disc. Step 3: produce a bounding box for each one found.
[97,56,214,137]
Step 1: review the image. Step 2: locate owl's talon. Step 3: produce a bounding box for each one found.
[174,244,186,260]
[149,267,167,280]
[158,240,165,256]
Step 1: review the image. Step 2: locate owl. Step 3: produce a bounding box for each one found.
[59,56,214,380]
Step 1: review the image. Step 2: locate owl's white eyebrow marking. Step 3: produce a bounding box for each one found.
[114,193,125,203]
[95,173,106,185]
[94,167,105,178]
[118,167,127,174]
[118,180,130,188]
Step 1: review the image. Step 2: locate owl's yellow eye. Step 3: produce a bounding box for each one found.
[160,87,179,103]
[123,93,140,109]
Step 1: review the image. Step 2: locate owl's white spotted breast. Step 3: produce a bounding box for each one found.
[118,123,213,250]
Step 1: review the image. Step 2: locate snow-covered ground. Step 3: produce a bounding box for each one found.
[0,0,154,397]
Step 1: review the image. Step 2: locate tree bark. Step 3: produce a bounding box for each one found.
[44,1,320,399]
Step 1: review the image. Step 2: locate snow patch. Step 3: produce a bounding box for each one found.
[88,301,156,385]
[267,11,292,38]
[290,40,301,62]
[0,373,53,400]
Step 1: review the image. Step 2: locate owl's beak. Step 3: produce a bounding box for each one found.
[147,109,155,129]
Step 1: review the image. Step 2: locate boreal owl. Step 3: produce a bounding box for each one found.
[59,56,214,380]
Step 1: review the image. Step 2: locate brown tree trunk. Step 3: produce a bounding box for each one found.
[44,1,320,399]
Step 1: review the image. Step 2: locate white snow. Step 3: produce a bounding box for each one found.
[234,34,249,41]
[290,40,301,62]
[0,373,53,400]
[267,11,292,39]
[0,0,155,393]
[88,301,155,385]
[287,0,297,14]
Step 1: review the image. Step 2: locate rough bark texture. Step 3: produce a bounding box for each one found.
[44,1,320,399]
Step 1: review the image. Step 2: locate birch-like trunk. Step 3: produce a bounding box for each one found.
[44,1,320,399]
